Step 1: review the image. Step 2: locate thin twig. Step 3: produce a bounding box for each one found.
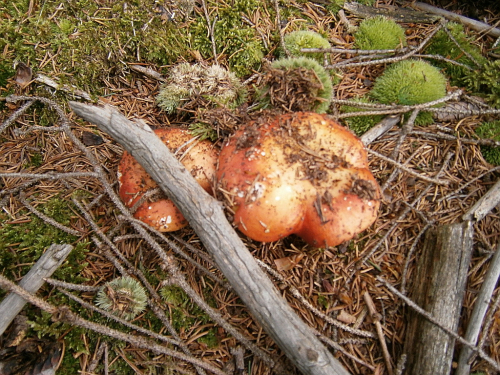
[315,330,375,371]
[45,278,100,292]
[390,108,419,160]
[0,171,99,180]
[327,20,444,69]
[200,0,218,62]
[363,292,393,375]
[413,53,474,70]
[368,148,450,186]
[273,0,289,57]
[256,259,375,339]
[411,130,500,149]
[18,192,83,237]
[88,341,107,374]
[394,354,407,375]
[0,99,35,134]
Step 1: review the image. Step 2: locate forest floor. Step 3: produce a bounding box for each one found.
[1,0,500,374]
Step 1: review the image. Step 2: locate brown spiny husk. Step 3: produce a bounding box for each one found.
[258,65,325,112]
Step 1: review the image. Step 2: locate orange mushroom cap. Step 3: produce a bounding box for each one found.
[118,128,218,232]
[216,112,381,248]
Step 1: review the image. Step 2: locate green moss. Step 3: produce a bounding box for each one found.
[424,22,487,85]
[326,0,375,15]
[282,30,331,63]
[198,327,219,348]
[317,294,329,309]
[188,122,218,142]
[464,60,500,109]
[25,152,44,168]
[160,284,219,346]
[0,0,191,94]
[476,121,500,165]
[370,59,447,125]
[354,16,406,50]
[341,97,383,135]
[29,311,90,373]
[191,0,265,76]
[160,284,187,307]
[0,62,15,88]
[0,197,89,284]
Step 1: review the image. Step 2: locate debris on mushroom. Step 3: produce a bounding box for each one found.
[216,112,381,248]
[118,128,218,232]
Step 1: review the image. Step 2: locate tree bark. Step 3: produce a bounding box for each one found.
[69,102,350,375]
[403,221,473,375]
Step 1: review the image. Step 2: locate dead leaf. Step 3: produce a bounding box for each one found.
[322,279,334,293]
[337,310,357,324]
[274,253,304,271]
[82,131,104,146]
[337,290,353,305]
[6,315,29,347]
[14,62,32,87]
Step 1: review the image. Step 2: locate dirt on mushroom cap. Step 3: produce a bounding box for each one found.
[216,112,381,247]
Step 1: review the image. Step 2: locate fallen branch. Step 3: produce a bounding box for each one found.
[463,178,500,221]
[409,1,500,38]
[456,243,500,375]
[0,244,73,336]
[69,101,350,375]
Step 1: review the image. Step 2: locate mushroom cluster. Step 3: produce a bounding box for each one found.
[216,112,381,247]
[118,128,218,232]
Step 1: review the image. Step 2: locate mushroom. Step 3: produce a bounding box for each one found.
[216,112,381,247]
[118,128,218,232]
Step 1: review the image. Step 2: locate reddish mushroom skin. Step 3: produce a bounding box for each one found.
[216,112,381,247]
[118,128,218,232]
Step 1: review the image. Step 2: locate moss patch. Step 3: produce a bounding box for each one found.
[370,59,447,125]
[354,16,406,50]
[476,121,500,165]
[424,22,487,85]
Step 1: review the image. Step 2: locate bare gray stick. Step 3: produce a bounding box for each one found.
[409,2,500,38]
[0,243,73,336]
[456,244,500,375]
[69,101,350,375]
[360,116,400,146]
[35,74,92,101]
[462,178,500,221]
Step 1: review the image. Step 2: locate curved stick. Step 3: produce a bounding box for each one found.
[69,101,350,375]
